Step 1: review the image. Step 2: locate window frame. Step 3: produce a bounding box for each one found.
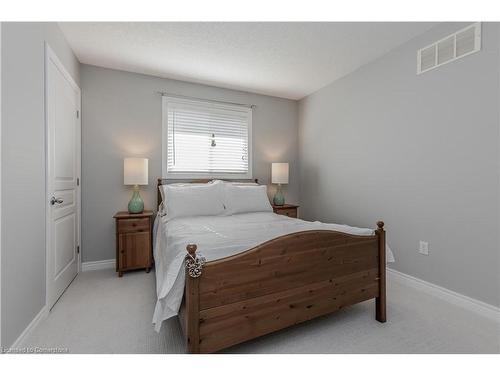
[161,95,253,179]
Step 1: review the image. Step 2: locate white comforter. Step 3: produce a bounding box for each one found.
[152,212,394,331]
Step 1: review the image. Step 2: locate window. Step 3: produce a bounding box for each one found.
[162,96,252,179]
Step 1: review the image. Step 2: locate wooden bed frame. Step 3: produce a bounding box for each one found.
[157,178,386,353]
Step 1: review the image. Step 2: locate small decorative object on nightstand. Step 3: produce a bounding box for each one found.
[114,210,154,277]
[124,157,148,214]
[272,204,299,218]
[271,162,289,206]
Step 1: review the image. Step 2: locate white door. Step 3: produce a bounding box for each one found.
[45,44,81,310]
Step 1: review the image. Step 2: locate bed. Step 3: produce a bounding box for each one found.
[153,179,391,353]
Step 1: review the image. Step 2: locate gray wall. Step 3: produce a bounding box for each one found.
[80,64,299,263]
[298,22,500,307]
[1,23,80,347]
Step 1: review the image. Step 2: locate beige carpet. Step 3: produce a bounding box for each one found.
[22,268,500,354]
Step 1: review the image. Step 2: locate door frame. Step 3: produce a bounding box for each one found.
[44,43,82,310]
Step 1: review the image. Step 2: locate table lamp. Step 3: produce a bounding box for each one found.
[271,162,289,206]
[124,157,148,214]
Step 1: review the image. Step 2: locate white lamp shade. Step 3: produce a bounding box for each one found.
[272,163,289,184]
[124,158,148,185]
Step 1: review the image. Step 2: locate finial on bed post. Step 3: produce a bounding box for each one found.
[185,244,205,278]
[376,221,385,231]
[186,244,197,256]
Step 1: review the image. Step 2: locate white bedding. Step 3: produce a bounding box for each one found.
[152,212,395,331]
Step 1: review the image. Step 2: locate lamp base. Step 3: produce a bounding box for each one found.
[273,184,285,206]
[128,185,144,214]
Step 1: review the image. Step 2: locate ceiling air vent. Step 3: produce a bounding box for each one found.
[417,23,481,75]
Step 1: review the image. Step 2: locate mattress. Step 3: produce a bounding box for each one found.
[152,212,395,331]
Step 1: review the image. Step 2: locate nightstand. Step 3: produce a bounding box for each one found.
[272,204,299,218]
[113,210,154,277]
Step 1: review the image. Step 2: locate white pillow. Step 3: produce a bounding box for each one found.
[223,184,273,215]
[162,181,225,220]
[159,181,215,208]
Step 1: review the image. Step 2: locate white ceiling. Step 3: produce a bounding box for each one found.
[59,22,436,100]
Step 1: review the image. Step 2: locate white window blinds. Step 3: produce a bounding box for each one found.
[162,96,252,178]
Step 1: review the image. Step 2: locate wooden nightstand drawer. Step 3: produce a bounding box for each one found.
[117,218,150,233]
[272,204,299,218]
[279,208,297,218]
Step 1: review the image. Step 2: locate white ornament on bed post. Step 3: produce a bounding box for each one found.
[185,244,205,278]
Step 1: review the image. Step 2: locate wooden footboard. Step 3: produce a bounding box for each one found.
[179,221,386,353]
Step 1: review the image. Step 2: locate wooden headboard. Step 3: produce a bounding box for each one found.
[157,178,259,208]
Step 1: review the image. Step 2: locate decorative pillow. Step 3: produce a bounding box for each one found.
[161,181,225,220]
[223,184,273,215]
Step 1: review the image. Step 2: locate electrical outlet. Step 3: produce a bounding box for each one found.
[419,241,429,255]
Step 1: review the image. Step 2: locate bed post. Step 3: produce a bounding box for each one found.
[157,178,163,209]
[185,244,201,353]
[375,221,386,323]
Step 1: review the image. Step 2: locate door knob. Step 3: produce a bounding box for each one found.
[50,196,64,205]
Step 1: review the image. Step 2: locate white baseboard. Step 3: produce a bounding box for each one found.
[82,259,115,272]
[8,305,49,349]
[387,268,500,322]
